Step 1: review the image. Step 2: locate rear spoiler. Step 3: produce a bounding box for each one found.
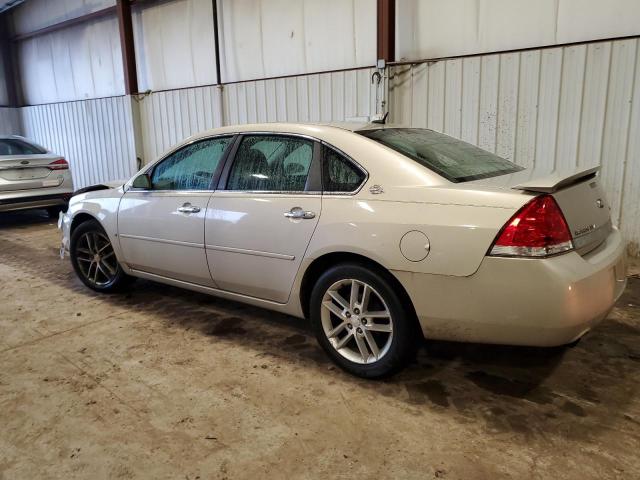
[512,166,600,193]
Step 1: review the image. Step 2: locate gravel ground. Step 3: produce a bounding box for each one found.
[1,210,640,479]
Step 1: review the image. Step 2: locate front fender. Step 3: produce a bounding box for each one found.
[59,188,127,270]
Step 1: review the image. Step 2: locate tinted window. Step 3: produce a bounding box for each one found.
[359,128,522,182]
[0,138,46,155]
[227,135,313,192]
[151,137,231,190]
[323,147,366,192]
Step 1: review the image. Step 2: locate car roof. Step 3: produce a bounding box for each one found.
[188,121,405,140]
[0,134,28,140]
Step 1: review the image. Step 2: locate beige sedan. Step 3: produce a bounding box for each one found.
[59,123,626,378]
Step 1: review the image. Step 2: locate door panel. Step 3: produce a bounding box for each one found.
[205,192,321,302]
[118,191,215,286]
[117,136,233,286]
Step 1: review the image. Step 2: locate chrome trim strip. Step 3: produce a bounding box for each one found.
[212,190,322,196]
[119,233,204,248]
[123,189,215,195]
[206,244,295,261]
[0,165,54,170]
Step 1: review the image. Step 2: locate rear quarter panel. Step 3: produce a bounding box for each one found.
[305,196,522,277]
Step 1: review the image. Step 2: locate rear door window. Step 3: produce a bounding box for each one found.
[226,135,314,192]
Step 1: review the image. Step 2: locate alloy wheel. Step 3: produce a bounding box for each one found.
[320,278,393,364]
[75,231,118,287]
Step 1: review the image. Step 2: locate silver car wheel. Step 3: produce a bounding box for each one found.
[75,231,117,287]
[320,278,393,364]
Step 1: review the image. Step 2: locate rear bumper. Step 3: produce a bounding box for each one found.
[0,193,72,212]
[393,227,627,347]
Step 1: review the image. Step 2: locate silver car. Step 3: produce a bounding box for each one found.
[0,135,73,216]
[59,123,627,378]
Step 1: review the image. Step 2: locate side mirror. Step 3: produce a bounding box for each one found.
[132,173,151,189]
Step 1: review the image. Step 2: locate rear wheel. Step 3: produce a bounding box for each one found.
[310,263,418,378]
[70,219,131,292]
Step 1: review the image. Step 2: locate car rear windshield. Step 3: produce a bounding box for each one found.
[0,138,46,156]
[359,128,523,182]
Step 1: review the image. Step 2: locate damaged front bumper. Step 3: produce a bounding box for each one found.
[58,210,71,259]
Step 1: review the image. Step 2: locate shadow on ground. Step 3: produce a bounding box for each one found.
[2,211,640,439]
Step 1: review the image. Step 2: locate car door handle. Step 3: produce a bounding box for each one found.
[177,203,201,214]
[284,207,315,219]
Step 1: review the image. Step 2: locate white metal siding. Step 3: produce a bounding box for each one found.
[133,0,218,91]
[223,68,377,124]
[10,0,115,35]
[16,16,125,105]
[0,107,21,134]
[396,0,640,61]
[218,0,376,83]
[138,85,224,163]
[389,37,640,252]
[20,96,138,188]
[138,67,378,164]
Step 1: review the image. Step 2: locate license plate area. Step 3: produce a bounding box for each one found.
[0,167,50,181]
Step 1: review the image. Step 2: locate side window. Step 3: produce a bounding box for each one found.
[226,135,313,192]
[323,146,366,193]
[151,137,231,190]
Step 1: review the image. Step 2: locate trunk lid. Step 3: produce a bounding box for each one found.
[0,154,65,192]
[469,165,611,255]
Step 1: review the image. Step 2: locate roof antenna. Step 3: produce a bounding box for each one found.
[371,111,389,125]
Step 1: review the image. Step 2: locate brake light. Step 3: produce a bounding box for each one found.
[489,195,573,257]
[48,158,68,170]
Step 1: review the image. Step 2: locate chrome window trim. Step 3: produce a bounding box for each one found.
[123,189,216,195]
[128,130,370,196]
[213,190,322,196]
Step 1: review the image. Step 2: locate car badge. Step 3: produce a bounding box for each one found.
[595,199,604,209]
[369,184,384,195]
[20,160,29,165]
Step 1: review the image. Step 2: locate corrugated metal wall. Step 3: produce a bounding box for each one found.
[396,0,640,62]
[138,85,224,162]
[20,96,138,188]
[218,0,376,82]
[389,37,640,253]
[0,107,21,134]
[138,67,378,162]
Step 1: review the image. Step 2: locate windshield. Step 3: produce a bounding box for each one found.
[359,128,523,182]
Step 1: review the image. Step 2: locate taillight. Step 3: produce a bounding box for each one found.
[48,158,69,170]
[488,194,573,257]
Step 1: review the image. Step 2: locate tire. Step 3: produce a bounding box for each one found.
[310,263,418,378]
[70,219,132,293]
[46,204,67,218]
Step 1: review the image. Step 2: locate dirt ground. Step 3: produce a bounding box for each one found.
[1,210,639,480]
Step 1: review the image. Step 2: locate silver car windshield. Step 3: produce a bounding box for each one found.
[359,128,523,182]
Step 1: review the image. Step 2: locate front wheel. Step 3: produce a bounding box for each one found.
[310,263,418,378]
[70,219,132,292]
